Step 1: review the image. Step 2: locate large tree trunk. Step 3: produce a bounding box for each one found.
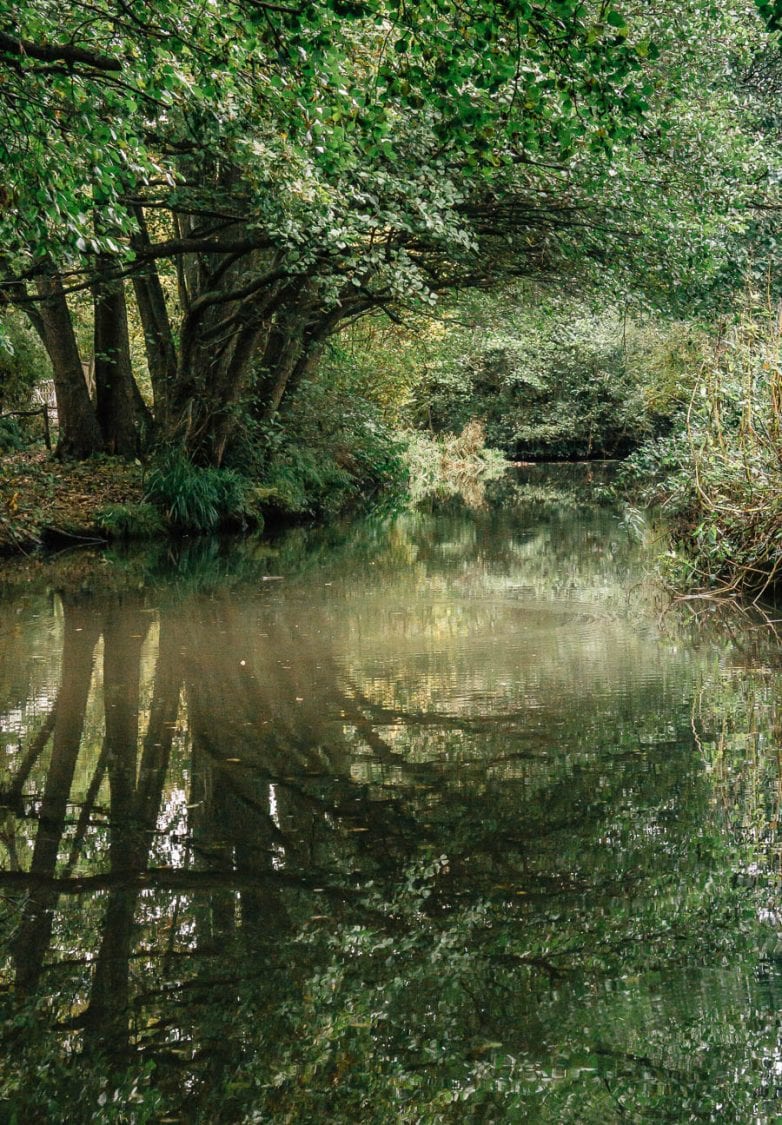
[93,255,143,456]
[167,247,288,465]
[173,317,273,466]
[34,272,103,458]
[256,313,309,422]
[258,312,337,421]
[157,214,358,464]
[130,205,178,426]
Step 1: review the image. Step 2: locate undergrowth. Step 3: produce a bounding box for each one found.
[623,293,782,597]
[225,383,409,519]
[95,502,165,539]
[145,453,260,533]
[403,421,508,506]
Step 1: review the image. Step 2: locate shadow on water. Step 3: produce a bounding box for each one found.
[1,466,782,1121]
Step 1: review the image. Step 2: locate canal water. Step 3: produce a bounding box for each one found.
[1,466,781,1122]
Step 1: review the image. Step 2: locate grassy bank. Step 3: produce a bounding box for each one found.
[0,424,508,555]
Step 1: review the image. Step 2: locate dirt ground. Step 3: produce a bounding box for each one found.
[0,451,145,553]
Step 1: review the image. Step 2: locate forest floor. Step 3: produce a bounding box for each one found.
[0,452,144,554]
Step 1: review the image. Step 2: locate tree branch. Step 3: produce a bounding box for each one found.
[0,29,122,72]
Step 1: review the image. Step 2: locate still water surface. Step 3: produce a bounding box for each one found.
[1,467,782,1122]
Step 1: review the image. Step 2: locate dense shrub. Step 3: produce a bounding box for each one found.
[413,304,700,461]
[326,291,701,463]
[0,311,49,413]
[317,318,432,427]
[0,418,24,453]
[0,311,54,450]
[226,381,409,518]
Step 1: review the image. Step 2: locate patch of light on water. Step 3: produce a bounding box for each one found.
[269,783,285,870]
[155,787,189,868]
[1,690,57,732]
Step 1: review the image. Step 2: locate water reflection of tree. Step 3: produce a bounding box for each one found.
[11,599,102,999]
[0,524,780,1118]
[83,604,179,1056]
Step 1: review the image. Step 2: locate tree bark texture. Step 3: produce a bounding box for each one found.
[130,206,178,425]
[93,255,142,456]
[34,272,104,458]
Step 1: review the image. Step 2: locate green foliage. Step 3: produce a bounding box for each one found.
[1,0,658,271]
[4,0,777,342]
[756,0,782,31]
[0,312,48,410]
[145,453,258,533]
[402,422,508,506]
[318,318,435,427]
[320,295,706,489]
[633,321,706,427]
[228,382,409,518]
[94,502,165,540]
[625,290,782,593]
[365,291,699,461]
[252,442,360,519]
[0,419,24,454]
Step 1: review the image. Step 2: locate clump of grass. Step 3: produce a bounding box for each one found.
[253,446,358,518]
[403,420,508,506]
[145,452,259,533]
[95,502,165,539]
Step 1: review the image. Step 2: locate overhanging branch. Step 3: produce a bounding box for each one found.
[0,30,122,72]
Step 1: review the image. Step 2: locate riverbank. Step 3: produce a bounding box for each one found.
[617,300,782,599]
[0,426,509,556]
[0,451,145,554]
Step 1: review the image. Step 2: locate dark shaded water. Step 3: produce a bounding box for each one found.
[1,467,781,1122]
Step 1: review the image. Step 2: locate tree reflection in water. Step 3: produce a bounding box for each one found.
[1,480,781,1121]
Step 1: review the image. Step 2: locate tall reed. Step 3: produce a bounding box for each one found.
[677,290,782,595]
